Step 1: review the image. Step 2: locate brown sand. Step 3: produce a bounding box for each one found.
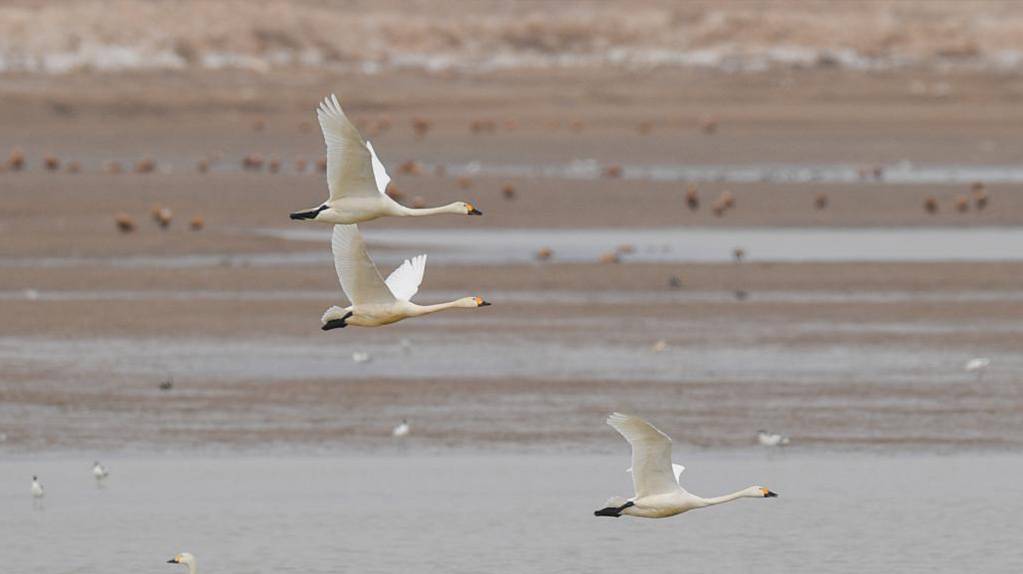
[2,67,1022,452]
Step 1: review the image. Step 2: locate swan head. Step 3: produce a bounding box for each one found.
[751,486,778,498]
[458,202,483,216]
[469,295,491,308]
[168,553,196,567]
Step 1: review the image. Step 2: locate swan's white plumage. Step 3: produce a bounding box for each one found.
[332,224,398,305]
[607,412,679,498]
[317,94,379,202]
[627,462,685,484]
[385,254,427,302]
[366,141,391,195]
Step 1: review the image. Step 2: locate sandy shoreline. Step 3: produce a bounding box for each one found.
[2,66,1022,454]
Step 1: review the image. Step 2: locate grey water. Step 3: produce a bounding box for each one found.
[7,226,1023,269]
[5,452,1021,573]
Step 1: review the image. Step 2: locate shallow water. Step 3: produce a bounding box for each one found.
[287,226,1023,265]
[4,452,1021,573]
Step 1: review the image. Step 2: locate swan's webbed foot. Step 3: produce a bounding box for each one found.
[322,311,353,331]
[593,500,634,518]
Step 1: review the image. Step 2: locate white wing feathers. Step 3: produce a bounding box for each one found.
[366,141,391,196]
[331,224,397,306]
[626,462,685,484]
[607,412,680,498]
[385,254,427,302]
[317,94,379,202]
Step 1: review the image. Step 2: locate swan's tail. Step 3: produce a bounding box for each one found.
[594,497,633,518]
[321,306,352,330]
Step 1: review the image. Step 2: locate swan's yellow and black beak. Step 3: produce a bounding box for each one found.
[466,203,483,216]
[167,557,179,564]
[474,296,491,307]
[761,487,778,498]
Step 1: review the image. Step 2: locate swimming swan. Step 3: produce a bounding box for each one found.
[595,413,777,519]
[321,224,490,329]
[290,94,482,224]
[167,553,197,574]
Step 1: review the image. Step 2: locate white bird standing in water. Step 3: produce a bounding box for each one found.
[392,419,411,438]
[757,430,791,447]
[31,476,44,498]
[289,94,482,224]
[964,357,990,382]
[167,553,197,574]
[595,413,777,519]
[320,224,490,329]
[93,461,109,481]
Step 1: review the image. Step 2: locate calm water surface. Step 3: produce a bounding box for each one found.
[5,452,1021,573]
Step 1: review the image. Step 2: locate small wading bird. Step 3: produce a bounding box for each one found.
[321,224,490,329]
[93,461,109,481]
[594,413,777,519]
[31,476,44,498]
[757,430,791,447]
[289,95,482,224]
[393,419,410,437]
[167,553,197,574]
[964,357,991,382]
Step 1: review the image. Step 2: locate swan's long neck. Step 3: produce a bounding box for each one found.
[396,202,462,216]
[696,489,750,508]
[409,300,466,316]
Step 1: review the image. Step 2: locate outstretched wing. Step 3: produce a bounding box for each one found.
[607,412,679,498]
[331,224,397,306]
[385,254,427,302]
[366,141,391,196]
[317,94,379,201]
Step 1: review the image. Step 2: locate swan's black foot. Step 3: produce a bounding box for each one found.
[593,501,634,518]
[322,311,353,331]
[290,205,329,220]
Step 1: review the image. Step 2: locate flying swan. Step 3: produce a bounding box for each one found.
[321,224,490,329]
[595,413,777,519]
[290,94,482,223]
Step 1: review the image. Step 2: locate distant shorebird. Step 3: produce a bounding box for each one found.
[392,419,410,438]
[757,430,790,447]
[964,357,991,382]
[167,553,197,574]
[594,413,777,519]
[93,461,109,482]
[289,95,481,224]
[31,476,44,499]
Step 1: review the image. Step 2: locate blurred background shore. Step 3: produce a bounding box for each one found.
[2,0,1023,454]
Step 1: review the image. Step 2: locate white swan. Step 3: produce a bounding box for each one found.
[757,430,791,447]
[92,461,109,480]
[320,224,490,329]
[595,413,777,519]
[392,419,410,437]
[290,94,482,223]
[31,476,44,498]
[167,553,197,574]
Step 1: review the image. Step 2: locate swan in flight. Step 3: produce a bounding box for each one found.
[595,413,777,519]
[167,553,197,574]
[92,461,109,481]
[757,430,791,447]
[393,419,411,437]
[321,224,490,329]
[289,95,482,223]
[31,476,44,498]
